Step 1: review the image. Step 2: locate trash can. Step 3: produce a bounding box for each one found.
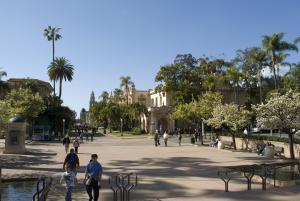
[191,137,195,144]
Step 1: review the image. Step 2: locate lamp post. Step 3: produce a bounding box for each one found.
[62,118,66,137]
[120,118,123,136]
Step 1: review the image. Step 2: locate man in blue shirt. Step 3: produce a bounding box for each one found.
[84,154,103,201]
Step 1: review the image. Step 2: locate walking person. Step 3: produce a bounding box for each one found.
[163,130,169,147]
[58,131,61,141]
[178,132,182,146]
[73,137,80,154]
[85,154,103,201]
[63,148,80,175]
[63,135,71,154]
[60,165,77,201]
[154,130,160,147]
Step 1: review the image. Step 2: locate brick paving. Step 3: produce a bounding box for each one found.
[1,135,300,200]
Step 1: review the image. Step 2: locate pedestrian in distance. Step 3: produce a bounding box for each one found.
[163,130,169,147]
[60,164,77,201]
[63,148,80,175]
[84,154,103,201]
[58,131,61,141]
[63,135,71,154]
[178,132,182,146]
[73,137,80,154]
[154,130,160,146]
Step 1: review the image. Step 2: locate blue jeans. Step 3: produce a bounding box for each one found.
[66,186,73,201]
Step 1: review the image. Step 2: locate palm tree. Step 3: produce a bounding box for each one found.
[120,76,134,104]
[262,33,298,89]
[225,66,243,104]
[245,47,269,103]
[113,88,124,103]
[0,68,7,81]
[48,57,74,99]
[99,91,110,104]
[0,68,8,96]
[44,26,62,95]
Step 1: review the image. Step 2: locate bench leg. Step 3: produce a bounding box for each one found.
[259,175,267,190]
[243,172,254,191]
[219,172,231,192]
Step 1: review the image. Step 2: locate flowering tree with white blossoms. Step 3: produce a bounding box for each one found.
[254,90,300,159]
[206,104,251,150]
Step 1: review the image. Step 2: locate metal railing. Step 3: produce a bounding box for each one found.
[109,172,138,201]
[32,177,52,201]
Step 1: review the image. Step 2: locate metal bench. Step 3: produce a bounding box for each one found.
[218,161,300,192]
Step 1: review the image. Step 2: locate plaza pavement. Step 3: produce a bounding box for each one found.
[1,134,300,201]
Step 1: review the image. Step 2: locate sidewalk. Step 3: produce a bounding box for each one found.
[1,135,300,200]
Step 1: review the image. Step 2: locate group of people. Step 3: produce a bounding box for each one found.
[154,129,170,146]
[62,136,80,154]
[154,128,204,147]
[60,148,103,201]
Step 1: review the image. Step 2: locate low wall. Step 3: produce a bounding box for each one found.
[219,135,300,159]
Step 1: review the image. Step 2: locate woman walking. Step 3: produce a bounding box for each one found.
[163,130,169,147]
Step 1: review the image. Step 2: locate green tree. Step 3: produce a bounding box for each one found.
[80,108,87,123]
[0,100,10,132]
[120,76,134,104]
[0,68,7,81]
[206,104,251,150]
[262,33,298,89]
[5,88,45,121]
[44,26,62,95]
[235,47,269,103]
[253,90,300,159]
[225,66,243,104]
[283,62,300,91]
[112,88,124,103]
[0,68,8,96]
[99,91,110,104]
[48,57,74,99]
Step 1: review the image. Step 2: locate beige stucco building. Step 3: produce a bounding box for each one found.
[125,84,247,134]
[124,85,174,134]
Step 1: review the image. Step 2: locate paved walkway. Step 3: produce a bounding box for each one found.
[1,135,300,200]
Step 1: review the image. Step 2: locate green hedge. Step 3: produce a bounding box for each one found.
[216,132,300,144]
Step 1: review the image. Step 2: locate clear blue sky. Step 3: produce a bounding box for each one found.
[1,0,300,116]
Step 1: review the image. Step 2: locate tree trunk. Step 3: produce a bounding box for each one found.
[271,52,277,89]
[231,133,237,150]
[258,68,263,104]
[288,133,295,159]
[52,39,56,96]
[59,78,62,99]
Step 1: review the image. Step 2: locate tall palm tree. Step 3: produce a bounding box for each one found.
[246,47,269,103]
[0,68,8,96]
[99,91,110,104]
[113,88,124,103]
[44,26,62,95]
[120,76,134,104]
[0,68,7,81]
[262,33,298,89]
[48,57,74,99]
[225,66,243,104]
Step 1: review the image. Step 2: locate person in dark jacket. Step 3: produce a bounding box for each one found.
[63,135,71,154]
[63,148,80,175]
